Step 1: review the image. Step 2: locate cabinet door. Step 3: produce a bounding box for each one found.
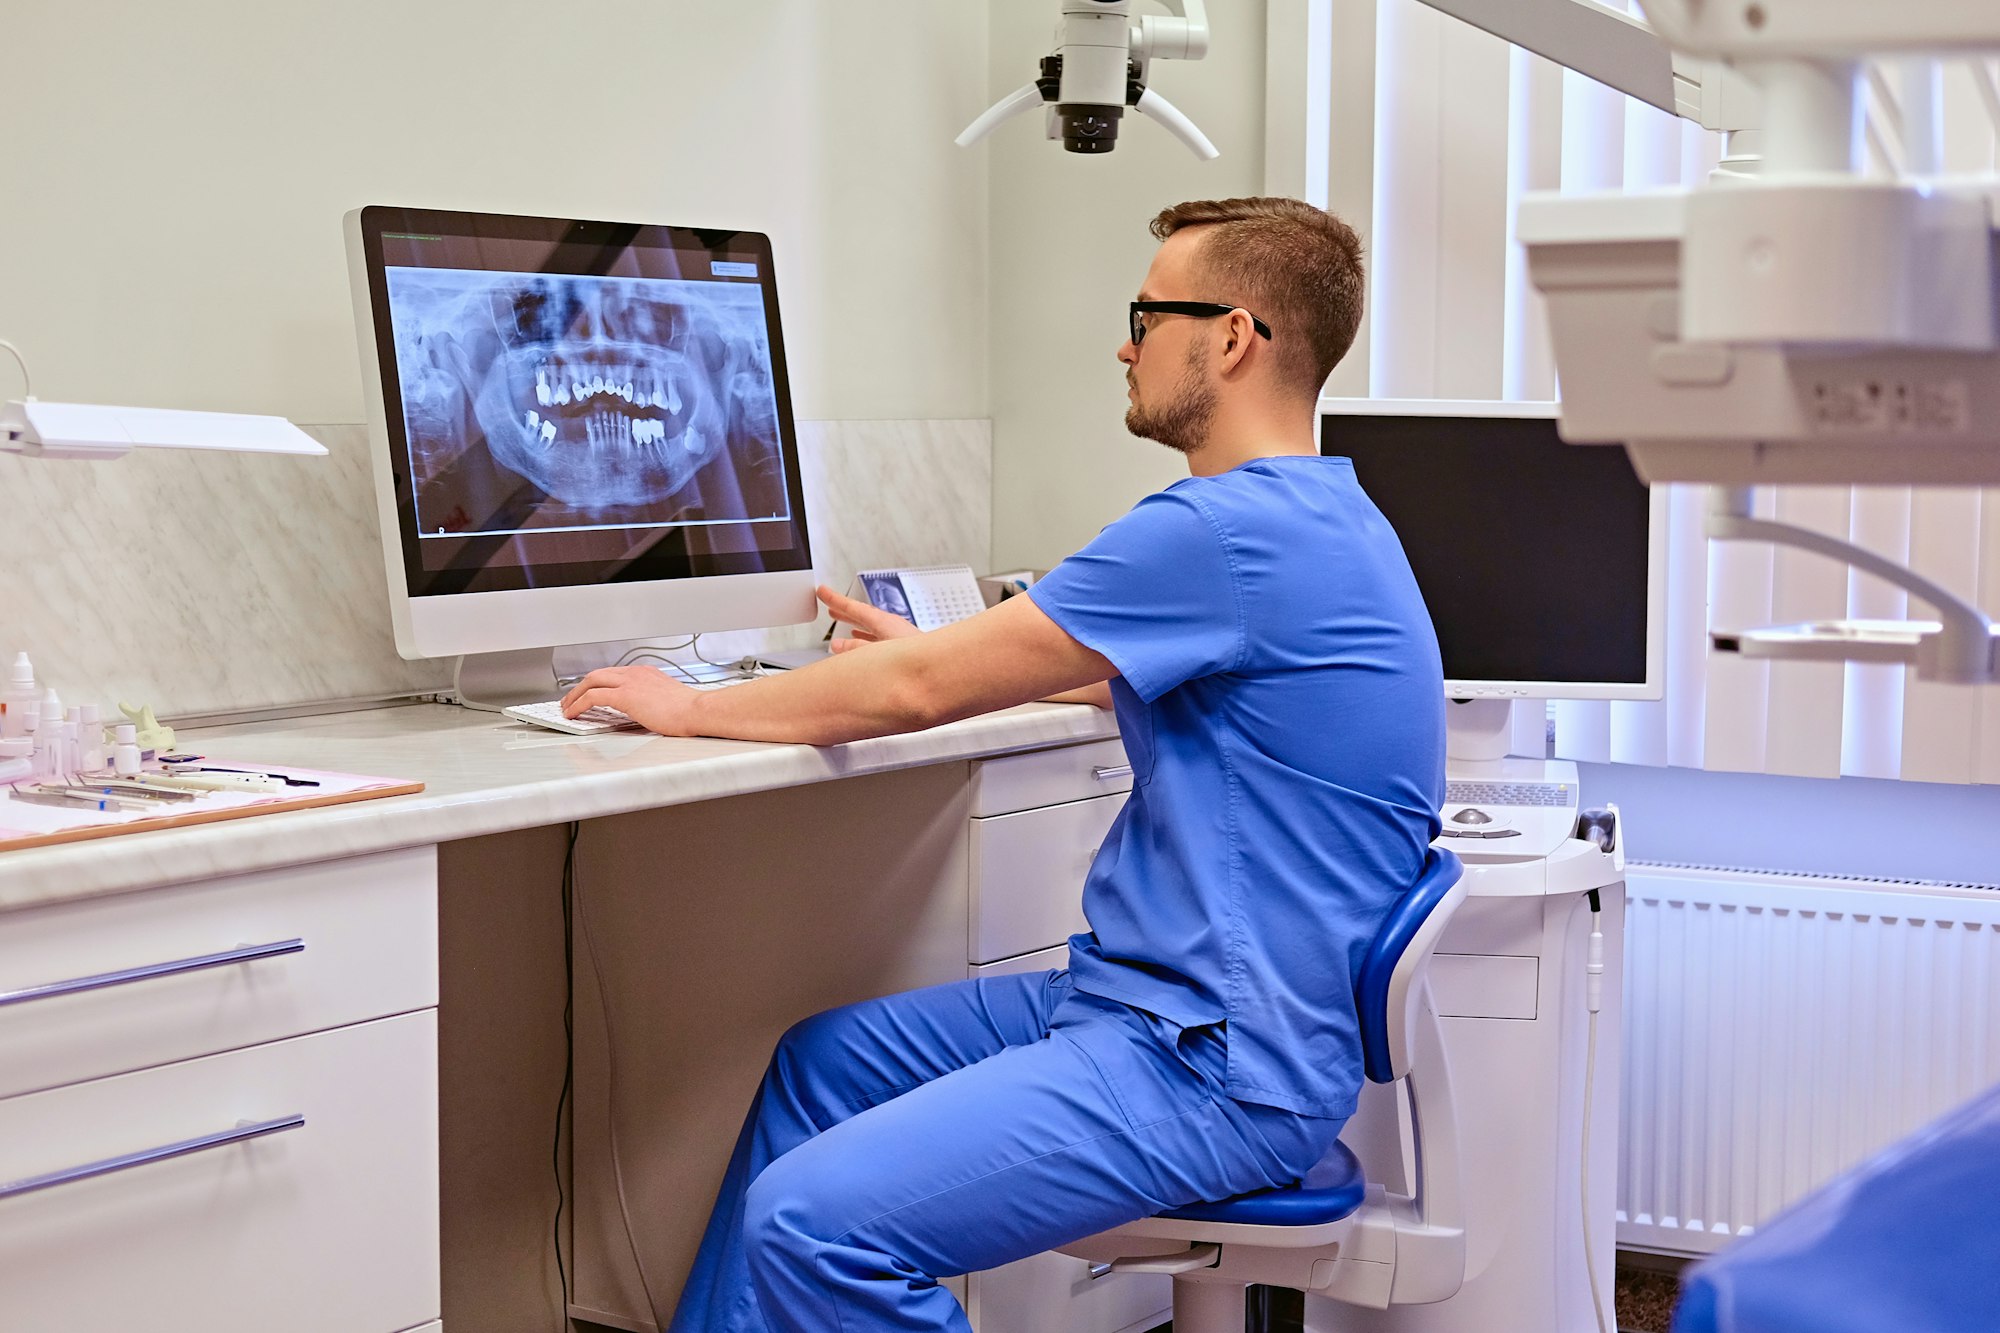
[0,846,438,1098]
[0,1011,440,1333]
[968,794,1125,965]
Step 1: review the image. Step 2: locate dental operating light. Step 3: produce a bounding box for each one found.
[0,400,326,461]
[0,339,324,461]
[1414,0,2000,682]
[958,0,1218,159]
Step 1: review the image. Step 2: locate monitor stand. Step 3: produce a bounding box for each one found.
[453,648,560,712]
[1445,697,1514,763]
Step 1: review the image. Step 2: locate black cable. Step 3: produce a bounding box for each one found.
[615,637,699,668]
[553,821,578,1324]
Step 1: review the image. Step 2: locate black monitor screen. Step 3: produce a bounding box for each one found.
[1324,411,1652,686]
[354,207,811,598]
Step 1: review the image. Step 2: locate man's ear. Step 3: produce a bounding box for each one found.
[1217,310,1257,375]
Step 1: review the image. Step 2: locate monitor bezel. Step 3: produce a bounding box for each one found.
[1318,396,1669,703]
[345,206,818,661]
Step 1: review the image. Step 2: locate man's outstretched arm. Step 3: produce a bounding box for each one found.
[560,591,1117,745]
[816,585,1114,712]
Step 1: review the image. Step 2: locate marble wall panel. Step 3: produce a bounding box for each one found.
[0,420,990,719]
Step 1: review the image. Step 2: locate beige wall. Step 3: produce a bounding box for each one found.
[0,2,996,717]
[984,1,1272,572]
[0,1,987,424]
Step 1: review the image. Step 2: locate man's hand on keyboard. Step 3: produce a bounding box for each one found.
[819,584,920,654]
[561,666,698,735]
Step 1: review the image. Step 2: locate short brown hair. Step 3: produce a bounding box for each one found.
[1150,197,1364,399]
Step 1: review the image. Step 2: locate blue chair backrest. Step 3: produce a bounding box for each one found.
[1355,847,1466,1085]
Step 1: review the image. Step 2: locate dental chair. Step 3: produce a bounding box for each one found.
[1058,847,1469,1333]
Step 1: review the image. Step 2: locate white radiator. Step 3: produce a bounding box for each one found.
[1619,863,2000,1255]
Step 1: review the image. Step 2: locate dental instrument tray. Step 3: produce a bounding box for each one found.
[0,763,424,853]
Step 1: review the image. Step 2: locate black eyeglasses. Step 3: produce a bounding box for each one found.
[1129,301,1273,348]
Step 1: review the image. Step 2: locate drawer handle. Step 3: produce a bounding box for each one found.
[1091,764,1134,782]
[0,1113,306,1202]
[0,938,305,1009]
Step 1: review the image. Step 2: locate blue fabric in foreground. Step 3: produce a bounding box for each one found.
[1673,1079,2000,1333]
[1159,1140,1367,1226]
[1355,847,1463,1085]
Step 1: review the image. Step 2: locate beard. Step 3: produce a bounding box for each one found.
[1124,343,1216,455]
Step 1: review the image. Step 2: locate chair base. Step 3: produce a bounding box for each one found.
[1173,1276,1249,1333]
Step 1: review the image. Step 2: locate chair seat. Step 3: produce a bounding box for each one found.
[1157,1140,1367,1227]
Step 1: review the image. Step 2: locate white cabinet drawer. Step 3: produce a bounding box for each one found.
[0,1010,440,1333]
[969,1250,1169,1333]
[0,846,437,1099]
[969,795,1124,965]
[971,739,1132,816]
[968,943,1069,980]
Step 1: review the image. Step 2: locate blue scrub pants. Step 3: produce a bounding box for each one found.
[666,968,1343,1333]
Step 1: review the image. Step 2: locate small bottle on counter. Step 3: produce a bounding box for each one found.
[112,723,142,777]
[77,702,105,773]
[0,653,34,740]
[0,737,31,784]
[36,689,62,781]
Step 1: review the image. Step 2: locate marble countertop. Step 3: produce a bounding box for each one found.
[0,701,1120,913]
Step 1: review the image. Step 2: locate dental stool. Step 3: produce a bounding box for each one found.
[1058,847,1468,1333]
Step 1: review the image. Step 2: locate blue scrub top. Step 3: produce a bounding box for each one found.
[1029,455,1444,1118]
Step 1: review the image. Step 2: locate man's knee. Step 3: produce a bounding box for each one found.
[741,1153,830,1289]
[767,1004,863,1095]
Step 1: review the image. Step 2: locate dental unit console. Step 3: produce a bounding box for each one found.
[345,208,817,710]
[959,1,1219,159]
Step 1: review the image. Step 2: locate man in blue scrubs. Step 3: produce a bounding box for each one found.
[564,196,1445,1333]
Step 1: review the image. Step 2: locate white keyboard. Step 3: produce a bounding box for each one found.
[1444,780,1574,808]
[503,700,641,735]
[502,677,754,735]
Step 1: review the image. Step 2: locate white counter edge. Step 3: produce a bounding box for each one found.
[0,704,1119,914]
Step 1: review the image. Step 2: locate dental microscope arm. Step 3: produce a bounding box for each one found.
[958,1,1217,158]
[1133,87,1219,160]
[954,82,1047,150]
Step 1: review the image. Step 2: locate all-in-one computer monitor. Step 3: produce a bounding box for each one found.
[1320,398,1667,758]
[346,207,816,707]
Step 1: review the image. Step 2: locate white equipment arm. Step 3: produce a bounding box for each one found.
[1418,0,1676,115]
[953,83,1045,149]
[1415,0,1760,132]
[1134,87,1219,160]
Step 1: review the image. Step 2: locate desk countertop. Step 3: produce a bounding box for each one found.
[0,701,1120,914]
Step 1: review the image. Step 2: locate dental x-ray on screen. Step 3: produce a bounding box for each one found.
[385,267,788,536]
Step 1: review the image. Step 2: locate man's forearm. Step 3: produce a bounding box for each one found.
[685,642,941,746]
[649,594,1116,744]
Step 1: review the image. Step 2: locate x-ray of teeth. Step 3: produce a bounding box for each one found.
[385,267,789,532]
